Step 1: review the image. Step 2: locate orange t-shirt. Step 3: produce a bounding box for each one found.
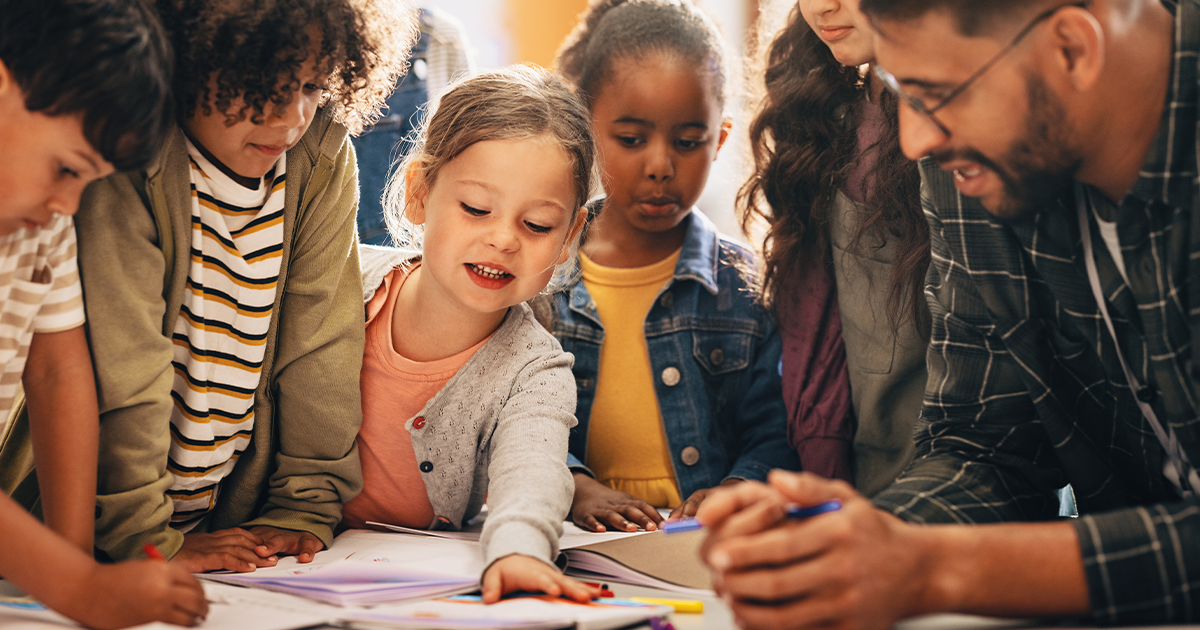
[341,266,488,530]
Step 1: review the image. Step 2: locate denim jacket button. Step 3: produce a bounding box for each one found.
[661,366,681,386]
[660,292,674,308]
[681,446,700,466]
[710,348,725,365]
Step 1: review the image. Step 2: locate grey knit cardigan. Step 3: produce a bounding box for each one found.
[359,245,577,569]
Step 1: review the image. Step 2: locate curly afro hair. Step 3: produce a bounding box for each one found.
[156,0,417,135]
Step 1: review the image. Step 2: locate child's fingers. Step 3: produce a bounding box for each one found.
[600,510,638,532]
[578,514,607,532]
[295,534,323,562]
[559,576,600,602]
[220,527,265,546]
[169,581,210,623]
[619,503,661,530]
[481,567,503,604]
[678,496,702,518]
[538,571,563,597]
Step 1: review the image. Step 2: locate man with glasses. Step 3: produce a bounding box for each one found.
[697,0,1197,628]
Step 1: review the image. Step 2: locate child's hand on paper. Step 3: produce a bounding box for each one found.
[481,554,600,604]
[248,526,325,563]
[571,473,663,533]
[55,559,209,629]
[667,478,743,521]
[176,528,278,572]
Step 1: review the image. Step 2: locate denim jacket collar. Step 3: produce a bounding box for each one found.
[567,207,721,326]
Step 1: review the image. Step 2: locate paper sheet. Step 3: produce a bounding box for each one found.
[0,581,333,630]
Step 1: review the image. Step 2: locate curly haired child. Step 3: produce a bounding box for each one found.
[552,0,801,533]
[0,0,418,574]
[739,0,929,496]
[0,0,208,626]
[346,64,598,603]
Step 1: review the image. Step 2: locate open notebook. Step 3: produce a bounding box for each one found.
[202,530,483,605]
[370,520,714,595]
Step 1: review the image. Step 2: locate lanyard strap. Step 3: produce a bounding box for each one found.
[1075,183,1196,498]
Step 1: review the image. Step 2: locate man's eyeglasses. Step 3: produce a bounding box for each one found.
[873,2,1089,137]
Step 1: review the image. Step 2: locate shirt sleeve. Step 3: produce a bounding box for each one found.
[1071,501,1200,624]
[480,332,575,569]
[871,168,1062,524]
[32,215,85,333]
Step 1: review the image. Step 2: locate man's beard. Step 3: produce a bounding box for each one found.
[933,72,1081,222]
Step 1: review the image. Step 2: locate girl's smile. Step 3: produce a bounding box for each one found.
[465,262,516,289]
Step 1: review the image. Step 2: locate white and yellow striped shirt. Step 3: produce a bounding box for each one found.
[0,215,85,425]
[167,139,285,530]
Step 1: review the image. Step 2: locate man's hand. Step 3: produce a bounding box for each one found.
[247,526,325,563]
[571,473,664,532]
[697,470,932,630]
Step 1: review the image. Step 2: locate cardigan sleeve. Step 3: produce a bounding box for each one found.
[478,322,576,569]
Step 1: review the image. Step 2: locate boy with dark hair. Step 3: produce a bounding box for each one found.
[0,0,207,627]
[0,0,416,573]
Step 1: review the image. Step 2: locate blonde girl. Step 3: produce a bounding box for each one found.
[343,65,598,603]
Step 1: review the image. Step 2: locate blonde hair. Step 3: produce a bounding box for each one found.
[383,64,596,292]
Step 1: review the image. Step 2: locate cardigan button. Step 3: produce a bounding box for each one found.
[420,461,434,473]
[661,366,681,386]
[413,416,426,429]
[681,446,700,466]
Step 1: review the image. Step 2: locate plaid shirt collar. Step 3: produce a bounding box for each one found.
[1126,0,1198,211]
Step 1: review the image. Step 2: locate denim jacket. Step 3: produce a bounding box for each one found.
[554,209,800,498]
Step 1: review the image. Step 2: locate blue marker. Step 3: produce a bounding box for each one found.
[661,499,842,534]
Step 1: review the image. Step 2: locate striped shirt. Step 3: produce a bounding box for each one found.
[0,215,85,424]
[873,0,1200,622]
[166,140,285,530]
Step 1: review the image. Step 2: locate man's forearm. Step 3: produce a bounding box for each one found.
[917,520,1089,618]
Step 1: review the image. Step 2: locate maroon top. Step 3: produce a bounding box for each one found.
[778,266,853,484]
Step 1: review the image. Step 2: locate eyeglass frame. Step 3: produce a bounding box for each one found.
[873,1,1090,137]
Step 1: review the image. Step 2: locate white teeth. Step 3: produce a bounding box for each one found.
[471,264,509,279]
[954,166,984,181]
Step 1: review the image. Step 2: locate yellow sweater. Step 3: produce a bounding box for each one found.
[580,250,682,508]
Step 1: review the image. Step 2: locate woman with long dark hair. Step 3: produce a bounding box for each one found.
[740,0,930,495]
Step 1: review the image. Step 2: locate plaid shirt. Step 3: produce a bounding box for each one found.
[873,0,1200,623]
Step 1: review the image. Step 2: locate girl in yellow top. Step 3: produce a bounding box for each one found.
[552,0,800,533]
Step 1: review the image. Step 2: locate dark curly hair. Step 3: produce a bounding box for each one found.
[554,0,731,110]
[156,0,417,135]
[739,5,929,337]
[0,0,172,171]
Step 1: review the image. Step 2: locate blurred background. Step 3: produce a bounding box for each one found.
[406,0,796,244]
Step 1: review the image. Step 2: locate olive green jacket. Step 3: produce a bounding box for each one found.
[1,108,365,561]
[829,191,927,497]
